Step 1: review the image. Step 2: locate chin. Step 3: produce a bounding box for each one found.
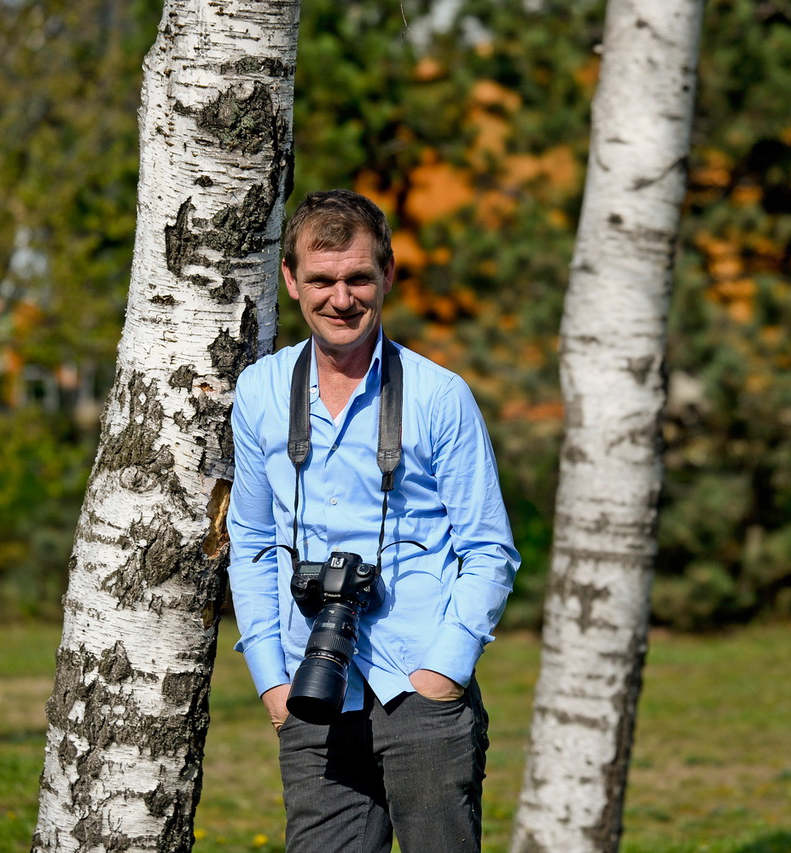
[317,326,375,354]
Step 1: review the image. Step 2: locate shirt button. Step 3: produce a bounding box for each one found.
[330,497,338,505]
[331,443,338,451]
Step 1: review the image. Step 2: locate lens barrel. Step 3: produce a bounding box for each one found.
[286,602,359,725]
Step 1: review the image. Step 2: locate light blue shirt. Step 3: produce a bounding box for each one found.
[227,330,520,711]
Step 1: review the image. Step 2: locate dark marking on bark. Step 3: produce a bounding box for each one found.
[208,296,258,383]
[158,789,195,853]
[145,783,173,818]
[204,479,231,559]
[220,55,296,78]
[57,734,78,768]
[72,746,107,806]
[163,169,282,293]
[520,833,550,853]
[571,260,597,275]
[207,181,277,257]
[210,276,240,303]
[72,813,111,848]
[169,364,197,390]
[563,443,590,464]
[584,631,648,851]
[606,419,661,454]
[193,550,229,633]
[553,545,651,570]
[626,355,654,385]
[194,175,213,187]
[283,144,295,203]
[549,570,612,633]
[98,641,132,683]
[103,514,203,607]
[162,671,202,706]
[165,198,197,277]
[196,81,275,155]
[631,156,687,191]
[608,212,623,226]
[46,646,98,730]
[534,704,608,731]
[150,293,176,306]
[173,393,233,471]
[565,394,585,429]
[173,410,191,433]
[95,370,190,507]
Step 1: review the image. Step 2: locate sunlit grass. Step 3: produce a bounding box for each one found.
[2,621,789,853]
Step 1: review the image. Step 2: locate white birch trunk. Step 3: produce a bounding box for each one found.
[511,2,703,851]
[33,2,300,850]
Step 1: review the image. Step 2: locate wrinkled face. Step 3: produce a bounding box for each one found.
[282,228,394,359]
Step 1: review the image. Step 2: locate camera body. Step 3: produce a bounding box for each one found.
[287,552,385,724]
[290,551,385,619]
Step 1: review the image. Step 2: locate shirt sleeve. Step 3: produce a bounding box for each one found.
[227,367,289,697]
[418,374,521,686]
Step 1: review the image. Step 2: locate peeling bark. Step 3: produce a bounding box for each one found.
[511,2,704,851]
[33,2,300,850]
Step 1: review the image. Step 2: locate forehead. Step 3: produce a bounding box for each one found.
[294,228,379,272]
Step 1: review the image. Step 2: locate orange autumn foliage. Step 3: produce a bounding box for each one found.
[354,171,397,216]
[501,398,564,423]
[391,230,428,270]
[470,79,522,113]
[413,56,445,83]
[468,107,511,166]
[403,154,475,225]
[573,56,600,92]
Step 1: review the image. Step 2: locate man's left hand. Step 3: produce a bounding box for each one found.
[409,668,464,701]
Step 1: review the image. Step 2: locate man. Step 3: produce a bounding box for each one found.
[228,189,520,852]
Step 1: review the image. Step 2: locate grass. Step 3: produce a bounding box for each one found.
[1,621,790,853]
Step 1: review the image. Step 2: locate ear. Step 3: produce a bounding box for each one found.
[382,255,395,295]
[282,258,300,300]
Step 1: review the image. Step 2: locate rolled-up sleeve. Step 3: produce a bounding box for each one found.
[418,375,520,685]
[227,367,289,697]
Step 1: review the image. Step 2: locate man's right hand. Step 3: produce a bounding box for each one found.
[261,683,291,732]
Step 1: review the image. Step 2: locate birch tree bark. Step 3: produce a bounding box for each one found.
[511,2,704,851]
[33,1,300,850]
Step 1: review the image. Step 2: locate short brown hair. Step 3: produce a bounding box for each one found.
[282,189,393,274]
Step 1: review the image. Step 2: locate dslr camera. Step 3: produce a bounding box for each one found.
[287,551,385,724]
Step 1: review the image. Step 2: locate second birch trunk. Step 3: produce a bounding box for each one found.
[512,2,704,851]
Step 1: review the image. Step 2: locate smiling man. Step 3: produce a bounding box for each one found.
[227,190,520,853]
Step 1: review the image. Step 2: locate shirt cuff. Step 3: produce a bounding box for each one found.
[234,637,289,698]
[418,622,485,688]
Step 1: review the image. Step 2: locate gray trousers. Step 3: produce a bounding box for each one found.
[277,678,489,853]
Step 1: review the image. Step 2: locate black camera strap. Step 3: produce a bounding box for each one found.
[288,334,405,569]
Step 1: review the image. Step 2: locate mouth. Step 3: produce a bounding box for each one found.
[321,312,363,323]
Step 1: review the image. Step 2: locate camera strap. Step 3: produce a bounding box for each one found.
[288,334,404,569]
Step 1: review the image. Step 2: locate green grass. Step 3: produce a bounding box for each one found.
[2,622,790,853]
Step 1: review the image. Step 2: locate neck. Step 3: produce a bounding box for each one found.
[313,329,380,419]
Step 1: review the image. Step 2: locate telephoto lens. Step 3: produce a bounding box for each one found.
[286,601,360,724]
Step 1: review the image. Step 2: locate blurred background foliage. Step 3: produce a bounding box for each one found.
[1,0,790,630]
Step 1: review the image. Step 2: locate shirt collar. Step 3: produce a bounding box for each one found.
[308,327,384,404]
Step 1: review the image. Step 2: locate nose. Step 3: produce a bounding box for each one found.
[330,281,353,312]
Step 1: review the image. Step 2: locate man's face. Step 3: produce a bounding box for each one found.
[282,228,394,359]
